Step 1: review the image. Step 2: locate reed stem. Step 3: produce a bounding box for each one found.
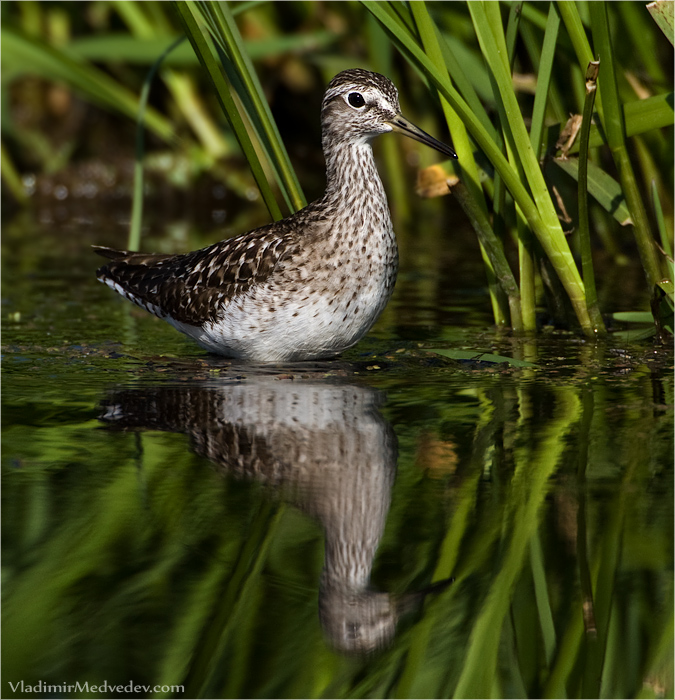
[577,60,606,333]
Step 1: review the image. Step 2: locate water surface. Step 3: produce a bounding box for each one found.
[2,205,673,699]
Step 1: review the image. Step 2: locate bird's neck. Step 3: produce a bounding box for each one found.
[320,137,390,222]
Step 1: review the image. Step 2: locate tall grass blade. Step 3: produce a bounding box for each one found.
[174,1,283,220]
[505,2,524,60]
[451,183,522,329]
[556,1,605,121]
[589,2,663,293]
[576,60,606,333]
[0,141,27,204]
[363,1,593,334]
[504,2,536,332]
[530,4,561,162]
[518,3,564,332]
[204,1,306,212]
[481,0,519,292]
[647,0,675,45]
[553,158,632,226]
[414,4,511,326]
[129,36,185,252]
[652,179,674,275]
[410,2,510,327]
[1,26,175,143]
[468,1,594,334]
[561,1,665,299]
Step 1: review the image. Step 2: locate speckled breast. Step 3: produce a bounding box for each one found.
[184,221,399,361]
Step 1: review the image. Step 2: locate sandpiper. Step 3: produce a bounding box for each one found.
[95,69,456,361]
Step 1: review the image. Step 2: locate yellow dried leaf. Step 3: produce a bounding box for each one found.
[415,164,458,199]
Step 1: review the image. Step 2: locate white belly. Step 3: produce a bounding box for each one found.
[170,231,398,361]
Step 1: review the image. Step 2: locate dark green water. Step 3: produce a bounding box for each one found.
[2,205,673,699]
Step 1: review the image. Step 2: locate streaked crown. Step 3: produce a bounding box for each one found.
[321,69,401,141]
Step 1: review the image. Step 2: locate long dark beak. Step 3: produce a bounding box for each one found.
[387,113,458,159]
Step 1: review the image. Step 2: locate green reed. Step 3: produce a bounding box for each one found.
[0,0,672,337]
[362,1,672,336]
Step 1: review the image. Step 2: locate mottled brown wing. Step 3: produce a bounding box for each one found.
[95,223,299,325]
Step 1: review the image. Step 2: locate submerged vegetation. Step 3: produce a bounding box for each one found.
[2,1,673,339]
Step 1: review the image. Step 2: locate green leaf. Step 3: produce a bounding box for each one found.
[67,31,338,65]
[530,4,561,160]
[657,279,675,298]
[611,311,655,324]
[651,180,674,283]
[554,157,633,226]
[590,3,662,291]
[362,0,593,336]
[555,93,675,156]
[173,1,283,221]
[173,1,305,217]
[611,326,657,341]
[647,0,675,46]
[467,1,592,333]
[1,26,175,143]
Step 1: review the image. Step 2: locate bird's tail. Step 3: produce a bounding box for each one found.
[92,245,131,261]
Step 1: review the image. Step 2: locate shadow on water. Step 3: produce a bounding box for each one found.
[2,210,673,698]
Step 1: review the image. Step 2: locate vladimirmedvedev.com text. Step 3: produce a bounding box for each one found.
[7,680,184,695]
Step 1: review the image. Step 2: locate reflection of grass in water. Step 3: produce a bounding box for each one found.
[2,366,672,698]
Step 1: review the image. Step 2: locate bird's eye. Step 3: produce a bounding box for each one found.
[347,92,366,108]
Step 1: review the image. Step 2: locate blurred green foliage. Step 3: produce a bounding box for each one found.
[1,0,672,336]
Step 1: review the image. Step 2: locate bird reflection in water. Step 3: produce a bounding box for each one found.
[101,377,450,654]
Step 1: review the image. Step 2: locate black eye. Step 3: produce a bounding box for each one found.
[348,92,366,108]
